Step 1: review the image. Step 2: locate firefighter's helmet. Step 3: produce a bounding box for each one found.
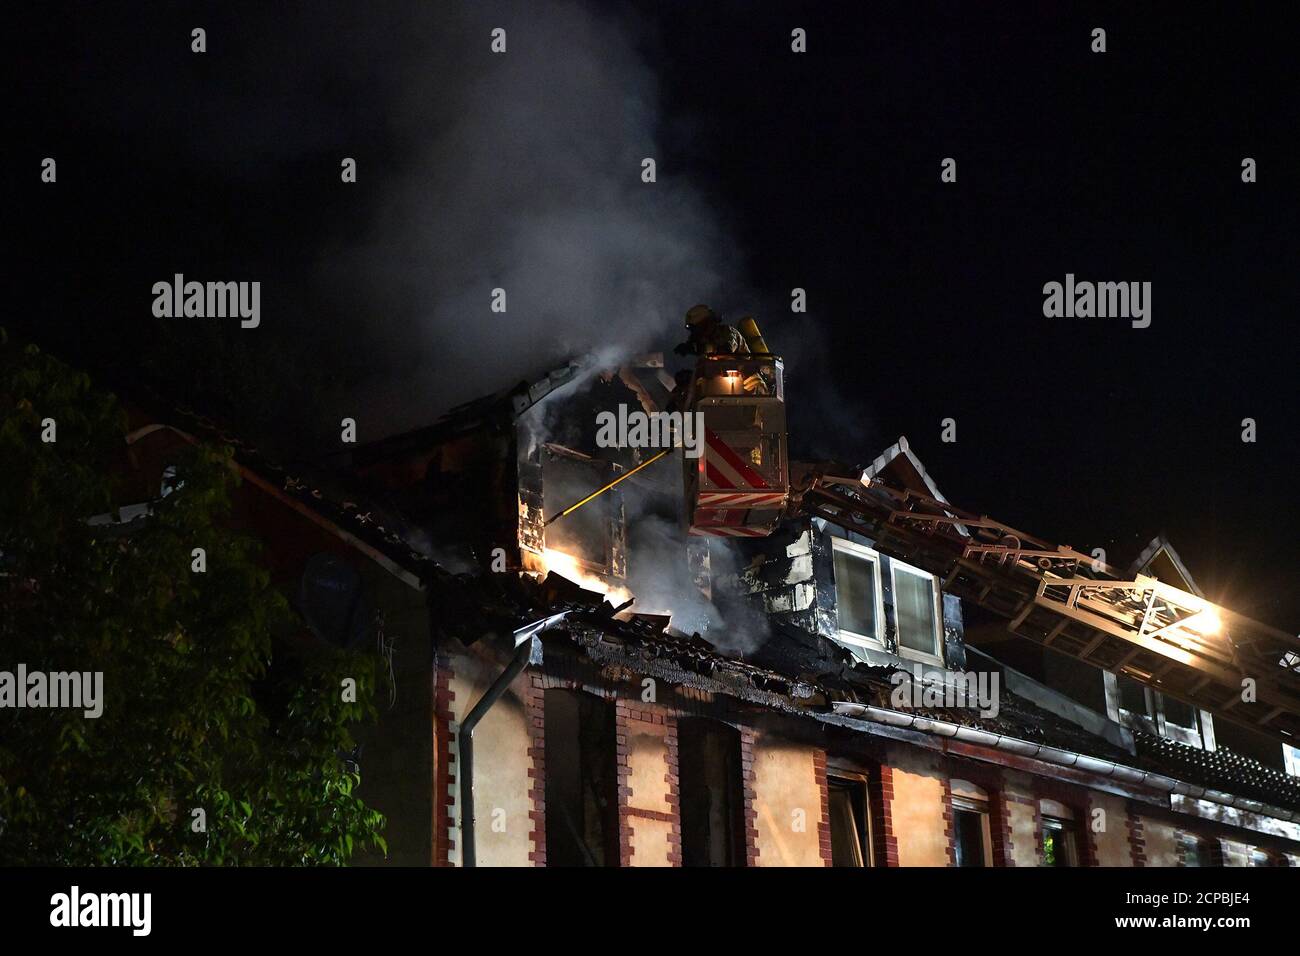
[685,304,717,327]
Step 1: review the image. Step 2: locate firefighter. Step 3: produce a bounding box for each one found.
[674,304,778,396]
[665,369,694,414]
[673,304,750,357]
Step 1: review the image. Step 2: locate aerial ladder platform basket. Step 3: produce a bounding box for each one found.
[684,351,789,537]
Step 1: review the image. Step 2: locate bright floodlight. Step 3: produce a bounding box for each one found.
[1192,608,1223,636]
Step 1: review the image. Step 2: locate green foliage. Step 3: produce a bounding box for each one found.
[0,331,386,864]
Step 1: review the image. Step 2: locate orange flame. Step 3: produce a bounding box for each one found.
[539,549,634,607]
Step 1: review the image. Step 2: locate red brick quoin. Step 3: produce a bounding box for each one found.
[739,728,761,866]
[867,763,899,867]
[432,655,457,867]
[524,674,547,867]
[813,749,833,867]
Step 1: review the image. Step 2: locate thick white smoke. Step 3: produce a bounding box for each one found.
[322,1,743,432]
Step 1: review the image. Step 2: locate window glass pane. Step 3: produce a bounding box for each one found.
[1161,694,1196,728]
[834,548,877,639]
[544,690,619,867]
[894,568,937,654]
[679,720,745,867]
[828,778,868,867]
[1042,818,1077,867]
[1181,834,1211,867]
[954,809,986,867]
[1117,673,1149,715]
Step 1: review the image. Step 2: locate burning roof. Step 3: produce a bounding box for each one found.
[121,370,1300,821]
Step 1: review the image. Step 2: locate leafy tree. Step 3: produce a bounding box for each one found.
[0,331,386,864]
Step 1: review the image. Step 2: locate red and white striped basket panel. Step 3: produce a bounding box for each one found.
[689,524,771,537]
[698,490,787,508]
[703,428,771,491]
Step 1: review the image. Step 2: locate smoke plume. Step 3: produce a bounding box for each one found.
[317,1,744,432]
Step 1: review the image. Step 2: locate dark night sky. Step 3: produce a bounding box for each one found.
[10,2,1298,627]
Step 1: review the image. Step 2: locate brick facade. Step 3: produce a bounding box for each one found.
[989,784,1016,867]
[812,749,833,866]
[525,674,547,867]
[868,762,899,866]
[612,699,684,867]
[1031,798,1046,866]
[615,700,635,866]
[432,654,457,867]
[436,658,1297,868]
[1028,780,1096,866]
[1003,790,1041,865]
[940,774,958,866]
[663,714,682,866]
[1124,803,1147,867]
[1078,810,1100,868]
[739,727,761,866]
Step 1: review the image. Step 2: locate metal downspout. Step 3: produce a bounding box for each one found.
[458,613,561,867]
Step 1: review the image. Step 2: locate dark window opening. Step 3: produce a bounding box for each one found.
[953,807,989,867]
[1181,834,1216,867]
[1041,817,1079,867]
[1161,694,1196,729]
[1117,673,1150,716]
[679,719,745,867]
[544,689,619,867]
[298,553,369,649]
[827,776,870,867]
[543,448,613,569]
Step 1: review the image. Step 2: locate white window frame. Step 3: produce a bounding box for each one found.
[1040,807,1080,868]
[831,538,886,651]
[1155,693,1202,745]
[826,771,874,867]
[1284,744,1300,778]
[950,781,994,867]
[889,560,945,666]
[1103,671,1209,749]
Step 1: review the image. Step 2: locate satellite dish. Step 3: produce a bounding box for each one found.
[299,553,369,649]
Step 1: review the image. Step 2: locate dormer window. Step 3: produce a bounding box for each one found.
[1105,671,1206,747]
[831,538,945,665]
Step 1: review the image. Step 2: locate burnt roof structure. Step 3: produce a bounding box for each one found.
[114,365,1300,828]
